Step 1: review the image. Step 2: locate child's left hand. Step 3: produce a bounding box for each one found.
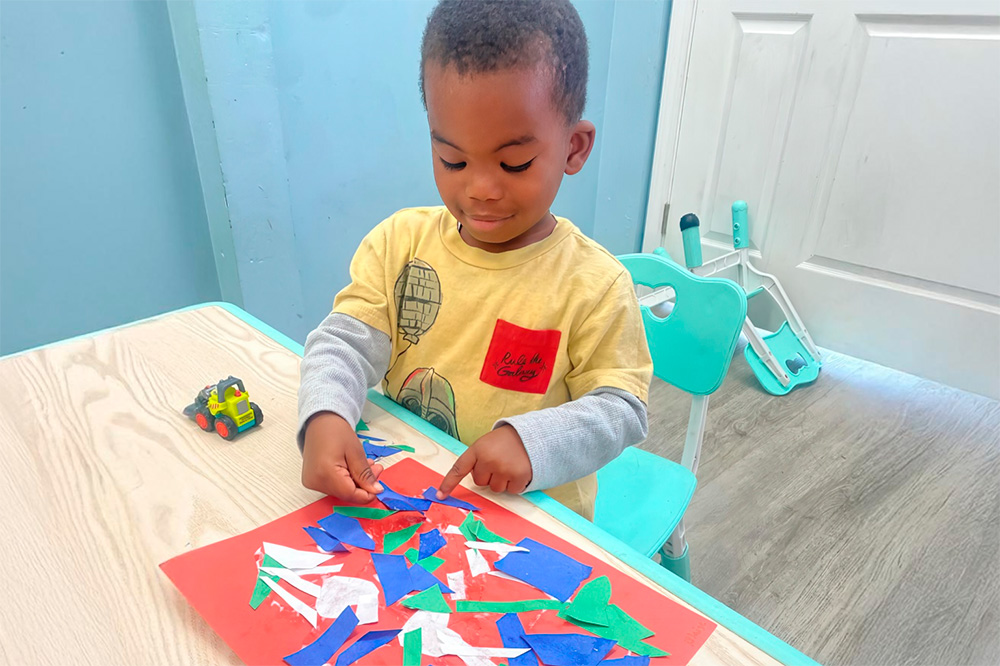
[437,425,533,497]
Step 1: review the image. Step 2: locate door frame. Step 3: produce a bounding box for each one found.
[642,0,700,256]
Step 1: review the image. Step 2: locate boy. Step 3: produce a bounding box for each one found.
[298,0,652,519]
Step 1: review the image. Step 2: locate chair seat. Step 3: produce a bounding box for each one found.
[595,448,697,558]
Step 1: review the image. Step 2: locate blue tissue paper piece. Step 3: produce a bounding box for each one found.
[377,483,433,512]
[600,657,651,665]
[521,633,616,666]
[317,513,376,550]
[408,561,453,595]
[303,526,349,553]
[493,538,593,602]
[334,629,400,666]
[283,606,359,666]
[363,440,402,459]
[421,487,480,511]
[496,614,538,666]
[371,553,413,606]
[418,529,447,560]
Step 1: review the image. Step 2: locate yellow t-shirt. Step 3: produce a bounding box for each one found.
[333,206,652,515]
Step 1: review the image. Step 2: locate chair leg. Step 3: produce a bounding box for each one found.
[658,521,692,582]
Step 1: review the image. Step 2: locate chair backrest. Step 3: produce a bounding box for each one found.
[618,253,747,396]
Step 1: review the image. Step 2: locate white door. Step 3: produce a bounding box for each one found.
[643,0,1000,398]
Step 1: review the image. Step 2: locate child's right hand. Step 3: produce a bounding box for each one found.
[301,412,384,503]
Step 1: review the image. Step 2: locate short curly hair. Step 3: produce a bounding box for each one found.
[419,0,589,123]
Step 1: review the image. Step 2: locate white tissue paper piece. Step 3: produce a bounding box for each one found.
[464,548,490,577]
[316,576,380,625]
[463,541,529,555]
[260,577,317,627]
[445,571,466,600]
[399,612,528,666]
[263,542,335,570]
[259,567,321,598]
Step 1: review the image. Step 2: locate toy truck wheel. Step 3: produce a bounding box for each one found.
[250,402,263,427]
[195,407,214,431]
[215,415,238,441]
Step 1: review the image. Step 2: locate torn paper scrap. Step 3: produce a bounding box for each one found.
[494,537,592,602]
[465,548,490,577]
[561,575,612,626]
[316,576,380,625]
[334,629,400,666]
[399,611,517,666]
[303,526,349,553]
[521,632,616,666]
[496,613,539,666]
[376,483,433,512]
[464,541,529,555]
[422,487,480,511]
[290,564,343,576]
[260,577,317,628]
[371,553,414,606]
[401,585,452,613]
[402,628,422,666]
[446,572,466,600]
[333,506,397,520]
[283,606,358,665]
[444,525,464,535]
[419,529,447,559]
[408,562,453,595]
[383,522,422,554]
[317,513,376,550]
[456,600,564,613]
[263,543,334,570]
[260,567,321,598]
[363,440,404,460]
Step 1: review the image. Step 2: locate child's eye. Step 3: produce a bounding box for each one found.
[501,159,534,173]
[439,158,466,171]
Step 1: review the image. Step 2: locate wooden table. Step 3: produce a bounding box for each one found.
[0,304,814,665]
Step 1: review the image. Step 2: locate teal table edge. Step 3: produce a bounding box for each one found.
[4,301,821,666]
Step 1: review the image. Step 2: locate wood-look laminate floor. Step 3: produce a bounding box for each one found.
[641,349,1000,666]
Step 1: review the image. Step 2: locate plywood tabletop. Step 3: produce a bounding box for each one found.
[0,305,784,665]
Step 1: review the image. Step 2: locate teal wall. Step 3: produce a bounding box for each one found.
[191,0,671,339]
[0,0,220,355]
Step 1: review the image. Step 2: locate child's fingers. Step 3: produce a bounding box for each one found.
[345,444,384,494]
[437,449,477,497]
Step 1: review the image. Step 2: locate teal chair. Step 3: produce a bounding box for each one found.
[594,251,747,581]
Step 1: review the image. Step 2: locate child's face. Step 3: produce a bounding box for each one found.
[424,62,595,252]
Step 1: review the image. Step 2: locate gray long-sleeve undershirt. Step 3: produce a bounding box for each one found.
[298,313,648,492]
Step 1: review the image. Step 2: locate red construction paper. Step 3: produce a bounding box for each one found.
[160,458,716,665]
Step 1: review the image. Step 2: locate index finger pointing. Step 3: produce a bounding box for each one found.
[437,448,477,498]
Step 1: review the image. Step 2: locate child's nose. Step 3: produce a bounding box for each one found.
[465,169,503,202]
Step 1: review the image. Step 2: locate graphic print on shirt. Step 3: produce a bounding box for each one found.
[387,258,443,383]
[480,319,562,395]
[396,367,460,439]
[393,259,441,344]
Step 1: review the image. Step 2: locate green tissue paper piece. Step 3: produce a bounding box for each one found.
[386,443,416,452]
[459,512,511,544]
[249,555,283,609]
[403,629,422,666]
[401,585,452,613]
[383,523,422,554]
[404,548,445,573]
[334,506,397,520]
[562,604,668,657]
[356,419,368,432]
[456,600,565,613]
[458,512,477,542]
[563,575,612,626]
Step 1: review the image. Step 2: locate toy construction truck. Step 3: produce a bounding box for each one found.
[183,376,262,441]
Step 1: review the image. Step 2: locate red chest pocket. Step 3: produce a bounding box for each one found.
[480,319,562,395]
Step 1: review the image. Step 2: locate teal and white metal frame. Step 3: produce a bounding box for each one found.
[3,302,821,666]
[679,202,821,390]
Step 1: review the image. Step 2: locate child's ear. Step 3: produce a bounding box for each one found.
[564,120,596,175]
